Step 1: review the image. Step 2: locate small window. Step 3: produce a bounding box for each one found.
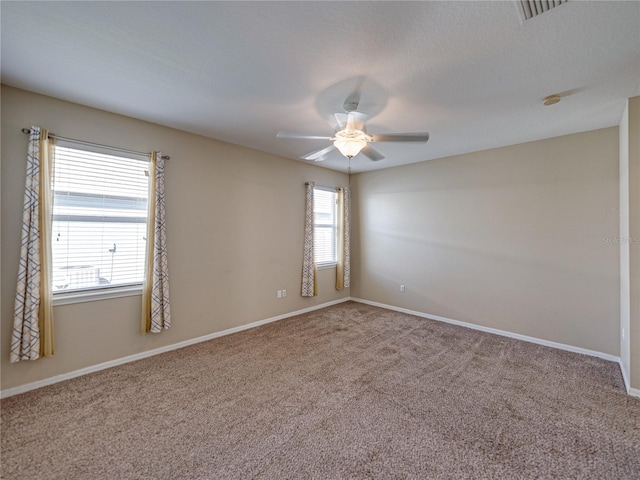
[51,145,149,294]
[314,187,337,266]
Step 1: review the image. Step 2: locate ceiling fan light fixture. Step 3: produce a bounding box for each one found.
[334,137,367,158]
[332,129,372,158]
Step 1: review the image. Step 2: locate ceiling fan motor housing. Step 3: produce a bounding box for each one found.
[343,100,359,113]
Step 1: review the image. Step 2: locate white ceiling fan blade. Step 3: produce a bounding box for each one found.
[371,132,430,143]
[277,131,332,140]
[344,76,366,108]
[361,145,385,161]
[314,152,335,162]
[346,111,368,131]
[302,144,336,161]
[335,111,368,131]
[334,113,347,130]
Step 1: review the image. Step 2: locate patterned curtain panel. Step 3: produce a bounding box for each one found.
[302,182,317,296]
[336,186,351,290]
[11,126,55,362]
[141,152,171,333]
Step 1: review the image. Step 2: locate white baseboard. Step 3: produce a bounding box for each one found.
[0,297,350,399]
[354,298,640,398]
[351,298,621,363]
[619,358,631,394]
[619,364,640,399]
[5,297,638,399]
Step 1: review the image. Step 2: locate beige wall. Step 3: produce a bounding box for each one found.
[628,96,640,389]
[351,128,620,355]
[1,86,349,391]
[0,84,629,393]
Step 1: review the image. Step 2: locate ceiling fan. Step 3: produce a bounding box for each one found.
[277,99,430,162]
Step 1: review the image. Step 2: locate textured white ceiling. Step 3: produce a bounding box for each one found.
[2,1,639,173]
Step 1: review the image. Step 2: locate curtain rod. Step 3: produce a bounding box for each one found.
[305,182,345,192]
[21,128,170,160]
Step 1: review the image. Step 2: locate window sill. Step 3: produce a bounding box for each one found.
[53,285,142,306]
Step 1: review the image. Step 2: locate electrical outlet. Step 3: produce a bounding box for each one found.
[400,284,405,293]
[282,289,287,297]
[277,290,282,299]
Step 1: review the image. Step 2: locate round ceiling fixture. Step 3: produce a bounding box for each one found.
[543,94,561,106]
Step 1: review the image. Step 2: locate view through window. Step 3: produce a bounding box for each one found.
[51,145,149,293]
[314,187,337,265]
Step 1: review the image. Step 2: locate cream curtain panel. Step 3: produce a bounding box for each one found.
[336,186,351,290]
[141,152,172,333]
[301,182,317,296]
[11,126,55,362]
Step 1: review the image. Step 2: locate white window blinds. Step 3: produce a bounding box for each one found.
[51,146,149,293]
[314,187,337,265]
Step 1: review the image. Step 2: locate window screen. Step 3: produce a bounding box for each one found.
[51,146,149,293]
[314,187,337,265]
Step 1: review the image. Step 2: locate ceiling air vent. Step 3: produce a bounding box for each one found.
[520,0,567,20]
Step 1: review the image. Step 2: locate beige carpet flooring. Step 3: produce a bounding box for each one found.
[1,301,639,479]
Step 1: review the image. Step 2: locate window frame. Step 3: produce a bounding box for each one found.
[50,142,151,305]
[313,185,338,268]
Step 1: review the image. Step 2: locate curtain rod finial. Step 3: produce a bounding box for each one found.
[21,128,31,134]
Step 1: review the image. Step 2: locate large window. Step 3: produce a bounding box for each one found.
[314,187,338,266]
[51,145,149,293]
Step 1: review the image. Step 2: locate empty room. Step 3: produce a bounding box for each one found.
[1,1,639,479]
